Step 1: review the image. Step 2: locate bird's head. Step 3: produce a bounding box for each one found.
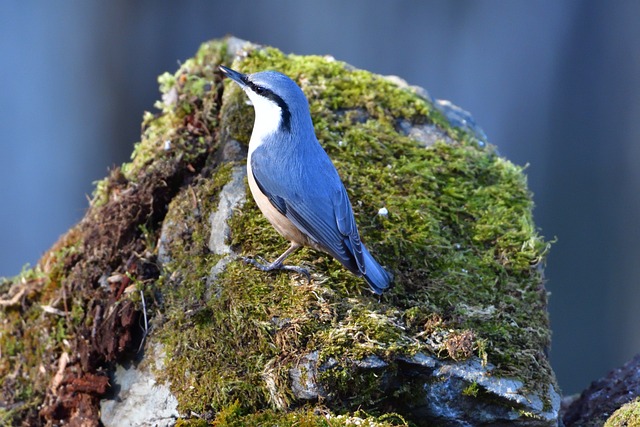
[220,65,312,137]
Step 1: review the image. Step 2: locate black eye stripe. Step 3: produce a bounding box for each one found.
[247,80,291,133]
[247,81,272,97]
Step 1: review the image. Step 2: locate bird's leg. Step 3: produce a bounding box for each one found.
[242,242,311,281]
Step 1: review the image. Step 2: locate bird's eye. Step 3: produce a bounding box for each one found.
[255,86,266,95]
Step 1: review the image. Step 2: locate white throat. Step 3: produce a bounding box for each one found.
[245,88,283,157]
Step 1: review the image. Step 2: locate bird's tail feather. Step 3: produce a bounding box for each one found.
[361,246,392,294]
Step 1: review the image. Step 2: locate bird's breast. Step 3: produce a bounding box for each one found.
[246,155,309,246]
[246,94,283,156]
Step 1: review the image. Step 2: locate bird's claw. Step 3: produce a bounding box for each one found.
[241,256,270,270]
[241,256,311,283]
[255,255,269,264]
[279,264,312,283]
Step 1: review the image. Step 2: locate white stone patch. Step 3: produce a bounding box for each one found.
[206,164,249,299]
[208,166,247,255]
[100,344,178,427]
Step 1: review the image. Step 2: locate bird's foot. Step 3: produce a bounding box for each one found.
[242,256,311,282]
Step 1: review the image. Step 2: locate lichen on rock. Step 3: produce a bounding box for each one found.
[0,37,559,426]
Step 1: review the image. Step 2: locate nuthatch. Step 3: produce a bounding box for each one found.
[220,65,392,294]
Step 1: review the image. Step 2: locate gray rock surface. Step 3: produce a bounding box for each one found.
[407,354,560,426]
[290,351,323,400]
[397,118,454,147]
[292,350,560,426]
[100,344,179,427]
[386,73,487,146]
[207,164,246,256]
[434,99,489,146]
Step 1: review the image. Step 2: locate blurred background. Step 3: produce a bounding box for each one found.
[1,1,638,396]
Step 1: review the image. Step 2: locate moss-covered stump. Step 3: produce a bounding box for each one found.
[0,37,559,426]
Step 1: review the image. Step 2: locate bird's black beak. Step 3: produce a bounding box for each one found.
[219,65,247,88]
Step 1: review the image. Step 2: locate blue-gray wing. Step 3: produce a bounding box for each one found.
[251,151,365,275]
[333,185,365,272]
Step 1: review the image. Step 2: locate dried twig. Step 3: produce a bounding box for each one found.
[138,289,149,353]
[0,288,26,307]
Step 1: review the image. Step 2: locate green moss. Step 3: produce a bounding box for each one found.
[605,398,640,427]
[157,162,263,412]
[154,38,553,421]
[178,401,410,426]
[462,382,480,398]
[0,228,84,424]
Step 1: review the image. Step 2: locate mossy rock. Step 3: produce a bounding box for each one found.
[0,37,559,426]
[605,398,640,427]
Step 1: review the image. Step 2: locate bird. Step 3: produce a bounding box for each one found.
[219,65,392,294]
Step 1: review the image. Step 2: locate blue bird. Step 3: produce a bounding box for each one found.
[219,65,392,294]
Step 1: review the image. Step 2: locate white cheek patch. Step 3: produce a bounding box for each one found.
[245,88,282,156]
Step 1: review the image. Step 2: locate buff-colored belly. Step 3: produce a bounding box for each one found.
[247,159,309,245]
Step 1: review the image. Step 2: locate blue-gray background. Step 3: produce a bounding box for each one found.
[1,1,638,396]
